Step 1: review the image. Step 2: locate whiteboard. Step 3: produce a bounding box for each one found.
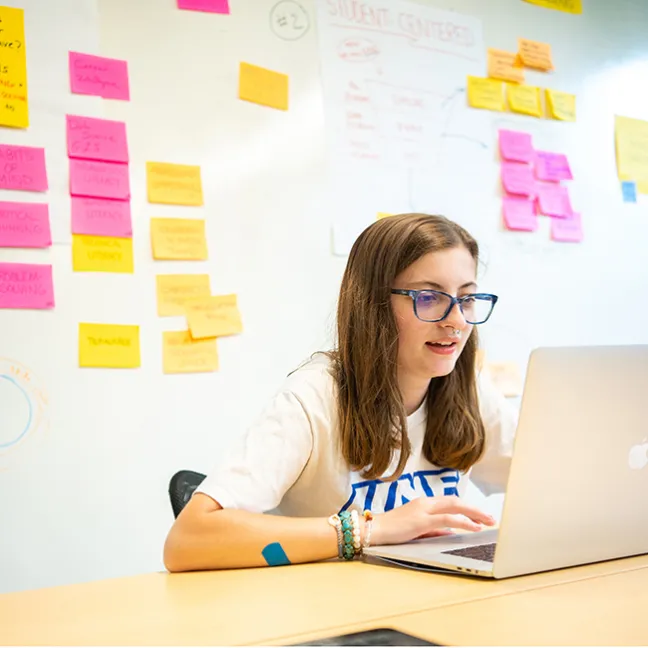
[2,0,648,593]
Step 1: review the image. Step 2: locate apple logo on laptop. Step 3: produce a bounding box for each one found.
[628,439,648,470]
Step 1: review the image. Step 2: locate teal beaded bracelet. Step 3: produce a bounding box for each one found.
[339,510,361,560]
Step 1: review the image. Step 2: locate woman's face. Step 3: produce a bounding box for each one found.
[391,246,476,382]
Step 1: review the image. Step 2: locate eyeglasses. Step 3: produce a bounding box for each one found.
[391,289,498,325]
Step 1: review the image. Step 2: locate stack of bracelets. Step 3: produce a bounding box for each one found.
[327,510,374,560]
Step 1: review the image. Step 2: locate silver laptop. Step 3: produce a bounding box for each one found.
[365,345,648,579]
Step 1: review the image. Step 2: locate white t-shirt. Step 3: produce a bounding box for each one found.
[197,353,518,517]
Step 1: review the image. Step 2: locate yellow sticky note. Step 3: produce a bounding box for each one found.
[615,116,648,194]
[507,84,542,117]
[185,294,243,340]
[546,89,576,121]
[487,49,525,84]
[150,218,208,260]
[156,274,211,317]
[0,7,28,128]
[163,330,218,374]
[79,323,140,369]
[146,162,203,206]
[377,212,393,220]
[487,362,524,398]
[239,62,288,111]
[467,76,505,112]
[517,38,554,71]
[72,235,134,273]
[522,0,582,14]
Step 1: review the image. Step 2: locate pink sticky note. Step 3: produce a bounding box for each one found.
[499,129,534,163]
[69,159,130,200]
[537,184,573,218]
[66,115,129,164]
[0,202,51,248]
[69,52,130,101]
[501,162,535,196]
[0,263,55,309]
[535,151,573,182]
[71,197,132,238]
[551,212,582,243]
[0,145,48,192]
[503,196,538,232]
[178,0,230,13]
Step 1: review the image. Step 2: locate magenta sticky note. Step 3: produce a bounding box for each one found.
[503,196,538,232]
[551,212,583,243]
[0,202,51,248]
[69,51,130,101]
[0,145,48,192]
[66,115,129,164]
[177,0,230,13]
[69,159,130,201]
[537,184,573,218]
[535,151,573,182]
[71,197,132,238]
[501,162,535,197]
[0,263,55,309]
[498,129,534,163]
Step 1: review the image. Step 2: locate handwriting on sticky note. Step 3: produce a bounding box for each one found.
[537,184,573,218]
[66,115,129,163]
[146,162,203,206]
[69,52,130,101]
[535,151,572,182]
[185,294,243,339]
[487,49,524,84]
[522,0,582,14]
[163,330,218,374]
[551,212,582,242]
[72,234,134,273]
[79,323,140,368]
[0,145,47,192]
[156,274,212,317]
[239,62,289,111]
[487,362,524,397]
[499,130,534,163]
[0,262,54,309]
[502,196,537,232]
[622,181,637,203]
[467,76,505,112]
[69,159,130,201]
[0,6,28,128]
[177,0,230,13]
[517,38,554,71]
[545,89,576,121]
[507,84,542,117]
[501,162,535,196]
[615,116,648,186]
[71,197,132,238]
[150,218,207,260]
[0,202,51,248]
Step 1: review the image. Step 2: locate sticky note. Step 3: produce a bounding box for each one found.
[546,89,576,121]
[150,218,207,260]
[551,212,582,243]
[146,162,203,206]
[522,0,582,14]
[622,181,637,203]
[177,0,230,13]
[0,145,47,191]
[69,52,130,101]
[377,212,393,220]
[487,362,524,397]
[0,262,54,309]
[615,116,648,192]
[535,151,572,182]
[537,184,573,218]
[66,115,129,163]
[499,130,534,163]
[239,62,289,111]
[185,294,243,339]
[0,202,51,248]
[501,162,535,196]
[0,6,28,128]
[72,234,134,273]
[156,274,211,317]
[502,196,538,231]
[507,84,542,117]
[71,197,132,238]
[466,76,505,112]
[69,159,130,201]
[79,323,140,368]
[163,330,218,374]
[517,39,554,71]
[487,49,524,84]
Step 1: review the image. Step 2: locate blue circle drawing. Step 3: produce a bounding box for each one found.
[0,374,33,449]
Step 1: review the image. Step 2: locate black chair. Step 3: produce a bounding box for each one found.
[168,470,207,518]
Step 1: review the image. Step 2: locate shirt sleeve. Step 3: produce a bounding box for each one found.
[469,368,519,496]
[195,390,314,513]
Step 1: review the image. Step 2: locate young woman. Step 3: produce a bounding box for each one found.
[164,213,517,571]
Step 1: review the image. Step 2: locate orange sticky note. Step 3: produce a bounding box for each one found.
[163,330,218,374]
[156,274,211,317]
[507,84,542,117]
[185,294,243,339]
[239,62,288,111]
[487,49,524,84]
[517,38,554,71]
[150,218,207,260]
[146,162,203,206]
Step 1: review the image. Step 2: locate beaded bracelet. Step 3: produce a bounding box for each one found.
[362,510,374,550]
[327,514,344,559]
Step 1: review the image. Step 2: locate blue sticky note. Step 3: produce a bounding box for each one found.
[622,181,637,203]
[261,542,291,567]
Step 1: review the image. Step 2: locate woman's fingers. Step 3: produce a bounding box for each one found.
[427,496,496,526]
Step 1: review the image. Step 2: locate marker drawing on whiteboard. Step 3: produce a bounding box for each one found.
[269,1,310,41]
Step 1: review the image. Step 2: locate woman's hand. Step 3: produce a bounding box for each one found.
[370,496,496,546]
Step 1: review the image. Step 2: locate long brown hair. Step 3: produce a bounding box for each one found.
[331,213,485,481]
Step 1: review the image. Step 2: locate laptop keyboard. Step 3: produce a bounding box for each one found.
[442,542,497,563]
